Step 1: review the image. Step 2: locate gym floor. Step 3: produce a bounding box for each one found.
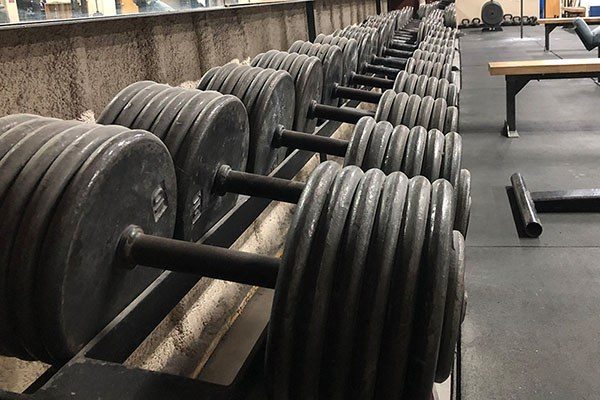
[195,25,600,399]
[460,25,600,399]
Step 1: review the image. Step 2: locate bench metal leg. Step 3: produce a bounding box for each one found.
[503,76,530,138]
[544,25,557,51]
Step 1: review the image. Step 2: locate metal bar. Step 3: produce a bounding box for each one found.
[123,227,280,289]
[362,63,400,78]
[333,85,383,104]
[510,173,543,238]
[305,0,316,42]
[348,72,394,89]
[216,167,305,204]
[375,0,381,15]
[503,76,529,138]
[371,55,407,70]
[390,41,417,51]
[531,188,600,212]
[275,128,349,157]
[383,47,413,58]
[310,102,374,124]
[520,0,524,39]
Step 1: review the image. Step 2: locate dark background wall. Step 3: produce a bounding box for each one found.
[0,0,376,119]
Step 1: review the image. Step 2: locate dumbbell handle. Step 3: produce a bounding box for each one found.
[332,84,382,104]
[119,225,280,288]
[273,126,349,157]
[347,72,394,90]
[362,63,400,78]
[390,41,417,51]
[371,55,407,70]
[215,165,305,204]
[383,47,413,58]
[308,101,375,124]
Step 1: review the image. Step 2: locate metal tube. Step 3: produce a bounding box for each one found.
[371,55,408,70]
[389,41,417,51]
[362,63,400,78]
[531,189,600,212]
[309,101,374,124]
[274,127,349,157]
[215,165,305,204]
[347,73,394,89]
[332,85,383,104]
[510,173,543,238]
[383,47,413,58]
[120,226,279,289]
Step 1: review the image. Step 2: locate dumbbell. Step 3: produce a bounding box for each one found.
[470,17,482,28]
[501,13,513,26]
[246,49,458,133]
[511,15,521,26]
[100,82,470,237]
[0,114,466,400]
[460,18,471,28]
[284,42,458,110]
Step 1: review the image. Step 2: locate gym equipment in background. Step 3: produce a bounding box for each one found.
[481,0,504,31]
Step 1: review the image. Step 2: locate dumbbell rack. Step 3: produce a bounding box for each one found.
[0,96,459,400]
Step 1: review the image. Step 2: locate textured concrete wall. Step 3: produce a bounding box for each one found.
[0,0,376,120]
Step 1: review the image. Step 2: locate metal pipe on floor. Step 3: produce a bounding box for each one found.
[510,173,543,238]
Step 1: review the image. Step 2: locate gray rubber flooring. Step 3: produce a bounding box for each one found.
[460,25,600,399]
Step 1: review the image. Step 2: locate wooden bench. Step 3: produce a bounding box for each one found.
[539,17,600,51]
[489,58,600,137]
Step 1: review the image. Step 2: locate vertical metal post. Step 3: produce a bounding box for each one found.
[376,0,381,15]
[544,25,550,50]
[305,0,316,42]
[520,0,524,38]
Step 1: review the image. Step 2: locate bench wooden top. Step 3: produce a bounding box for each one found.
[538,16,600,24]
[489,58,600,75]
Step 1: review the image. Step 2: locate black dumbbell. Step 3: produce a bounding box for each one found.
[0,114,466,400]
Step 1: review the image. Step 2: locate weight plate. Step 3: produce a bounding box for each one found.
[294,166,362,398]
[404,179,453,400]
[375,176,431,399]
[249,70,295,174]
[148,89,200,141]
[446,83,459,107]
[362,121,393,169]
[96,81,155,124]
[416,95,435,129]
[422,129,444,181]
[288,53,308,83]
[314,33,326,44]
[344,116,376,167]
[401,126,427,177]
[299,41,314,55]
[422,60,434,77]
[401,94,422,128]
[425,76,439,99]
[442,131,462,187]
[405,57,416,74]
[404,74,419,95]
[412,49,423,61]
[444,106,459,134]
[256,50,278,68]
[393,70,409,93]
[131,87,182,132]
[430,98,447,132]
[435,230,465,382]
[288,40,304,53]
[387,92,409,128]
[268,51,288,70]
[163,91,219,158]
[0,117,52,161]
[241,68,273,118]
[441,63,452,81]
[295,56,323,133]
[38,128,176,362]
[0,118,76,359]
[0,122,92,359]
[196,67,220,91]
[114,83,171,128]
[250,53,264,67]
[436,78,449,103]
[322,168,386,398]
[220,64,252,96]
[381,124,410,174]
[0,114,40,137]
[414,74,429,97]
[175,95,249,241]
[351,171,408,398]
[279,52,299,73]
[266,161,340,397]
[306,43,320,57]
[206,63,239,91]
[455,169,471,237]
[321,45,344,107]
[231,67,262,101]
[431,62,443,79]
[374,89,396,123]
[414,59,426,75]
[341,39,359,85]
[11,124,120,361]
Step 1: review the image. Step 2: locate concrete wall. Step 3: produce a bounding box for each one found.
[0,0,376,120]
